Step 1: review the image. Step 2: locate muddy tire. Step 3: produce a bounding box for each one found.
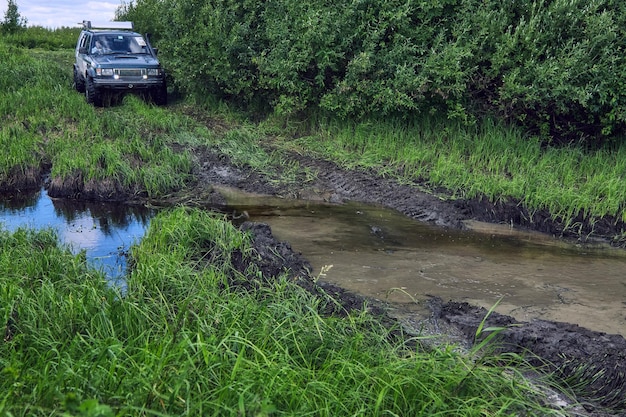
[85,77,103,106]
[152,84,167,106]
[73,68,85,93]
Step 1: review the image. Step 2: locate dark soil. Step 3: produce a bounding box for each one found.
[433,300,626,414]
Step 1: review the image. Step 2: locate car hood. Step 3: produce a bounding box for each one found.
[92,55,160,67]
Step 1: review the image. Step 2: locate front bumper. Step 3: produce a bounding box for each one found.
[92,77,165,90]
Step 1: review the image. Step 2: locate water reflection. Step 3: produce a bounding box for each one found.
[0,188,154,284]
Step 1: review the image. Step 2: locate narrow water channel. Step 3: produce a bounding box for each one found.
[3,187,625,337]
[218,188,626,338]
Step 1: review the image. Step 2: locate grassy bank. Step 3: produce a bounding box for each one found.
[301,116,626,228]
[180,99,626,238]
[0,208,570,416]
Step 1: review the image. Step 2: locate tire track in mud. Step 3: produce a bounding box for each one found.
[289,154,468,228]
[193,147,468,228]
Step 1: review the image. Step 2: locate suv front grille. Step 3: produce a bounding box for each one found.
[115,68,144,77]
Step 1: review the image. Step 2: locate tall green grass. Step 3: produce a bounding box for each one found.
[0,210,571,416]
[0,26,80,49]
[0,39,194,197]
[0,43,52,182]
[291,115,626,226]
[169,95,626,234]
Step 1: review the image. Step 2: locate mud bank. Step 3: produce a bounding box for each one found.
[434,300,626,412]
[196,147,626,246]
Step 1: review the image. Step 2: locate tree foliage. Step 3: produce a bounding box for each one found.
[117,0,626,143]
[1,0,27,34]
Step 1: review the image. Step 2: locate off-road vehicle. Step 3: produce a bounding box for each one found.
[73,21,167,106]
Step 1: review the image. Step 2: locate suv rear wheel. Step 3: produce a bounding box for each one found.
[85,77,103,106]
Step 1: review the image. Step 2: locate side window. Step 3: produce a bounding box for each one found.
[77,33,91,53]
[84,34,92,52]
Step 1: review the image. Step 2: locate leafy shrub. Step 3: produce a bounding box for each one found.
[466,0,626,142]
[117,0,626,143]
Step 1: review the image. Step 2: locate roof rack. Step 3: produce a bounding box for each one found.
[82,21,134,30]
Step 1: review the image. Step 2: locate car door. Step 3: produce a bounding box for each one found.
[75,32,91,76]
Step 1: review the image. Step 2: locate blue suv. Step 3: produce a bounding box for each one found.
[73,21,167,106]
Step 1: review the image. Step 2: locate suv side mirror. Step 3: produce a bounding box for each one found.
[153,48,159,56]
[79,47,88,54]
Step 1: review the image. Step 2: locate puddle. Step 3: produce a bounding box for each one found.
[219,188,626,337]
[0,188,154,287]
[3,186,626,337]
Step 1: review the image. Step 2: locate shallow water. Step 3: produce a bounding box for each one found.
[2,187,626,337]
[0,188,153,287]
[218,188,626,337]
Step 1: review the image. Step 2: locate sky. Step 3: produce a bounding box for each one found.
[1,0,120,29]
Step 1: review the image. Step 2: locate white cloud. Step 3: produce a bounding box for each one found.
[2,0,120,29]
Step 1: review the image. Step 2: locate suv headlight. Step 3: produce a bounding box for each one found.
[96,68,114,76]
[147,68,162,76]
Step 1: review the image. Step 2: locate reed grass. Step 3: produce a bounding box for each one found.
[293,115,626,226]
[0,210,571,416]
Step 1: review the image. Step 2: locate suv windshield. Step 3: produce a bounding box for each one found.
[91,34,149,55]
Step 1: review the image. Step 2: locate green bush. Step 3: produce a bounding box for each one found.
[467,0,626,142]
[116,0,626,143]
[0,26,79,49]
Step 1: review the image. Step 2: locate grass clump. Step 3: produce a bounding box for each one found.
[0,209,571,416]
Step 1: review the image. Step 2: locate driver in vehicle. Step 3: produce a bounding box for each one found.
[92,39,106,54]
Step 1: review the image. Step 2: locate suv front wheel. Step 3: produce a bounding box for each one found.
[85,77,103,106]
[151,84,168,106]
[73,67,85,93]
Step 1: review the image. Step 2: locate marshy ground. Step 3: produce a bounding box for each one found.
[188,141,626,415]
[2,106,625,415]
[3,30,626,415]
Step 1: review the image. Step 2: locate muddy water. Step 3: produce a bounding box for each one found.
[0,188,153,287]
[219,188,626,337]
[3,187,626,337]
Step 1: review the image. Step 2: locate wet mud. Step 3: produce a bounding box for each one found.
[240,221,626,415]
